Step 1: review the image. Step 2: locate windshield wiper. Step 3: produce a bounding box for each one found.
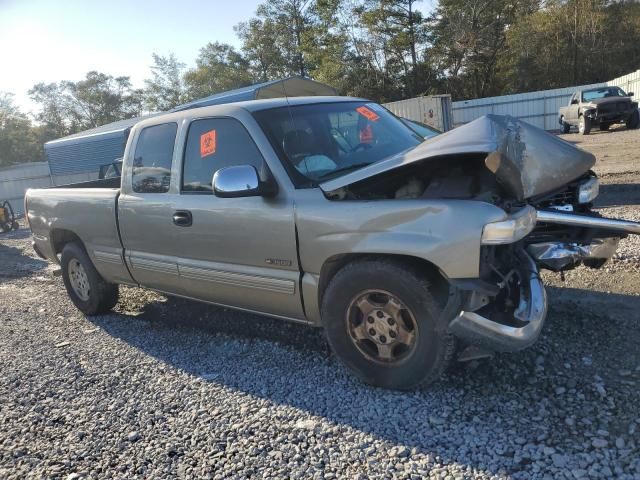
[316,162,372,181]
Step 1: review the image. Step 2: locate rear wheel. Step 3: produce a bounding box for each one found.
[561,117,571,134]
[579,115,591,135]
[321,259,454,390]
[61,242,118,315]
[627,110,639,129]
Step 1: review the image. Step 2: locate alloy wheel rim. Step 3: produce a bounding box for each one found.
[346,289,418,364]
[68,259,90,301]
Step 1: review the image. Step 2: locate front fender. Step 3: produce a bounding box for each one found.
[294,190,507,280]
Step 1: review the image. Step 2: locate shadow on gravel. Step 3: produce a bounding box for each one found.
[0,229,47,280]
[595,183,640,207]
[78,280,640,476]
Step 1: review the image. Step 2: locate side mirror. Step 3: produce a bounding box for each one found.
[212,165,277,198]
[571,99,578,105]
[628,92,634,97]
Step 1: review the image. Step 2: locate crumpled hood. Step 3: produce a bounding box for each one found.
[320,114,596,200]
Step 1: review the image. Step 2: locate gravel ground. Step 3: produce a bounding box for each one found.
[1,129,640,479]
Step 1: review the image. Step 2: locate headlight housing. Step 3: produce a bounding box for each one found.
[482,206,537,245]
[578,176,599,204]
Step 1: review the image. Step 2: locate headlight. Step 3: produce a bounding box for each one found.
[578,177,599,204]
[482,206,537,245]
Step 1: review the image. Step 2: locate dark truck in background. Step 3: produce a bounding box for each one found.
[559,86,639,134]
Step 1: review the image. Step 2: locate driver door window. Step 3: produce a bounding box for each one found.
[182,118,265,193]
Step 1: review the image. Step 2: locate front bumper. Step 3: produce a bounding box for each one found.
[536,210,640,235]
[585,107,636,124]
[449,252,547,352]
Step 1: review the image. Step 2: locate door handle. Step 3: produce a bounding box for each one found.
[173,210,192,227]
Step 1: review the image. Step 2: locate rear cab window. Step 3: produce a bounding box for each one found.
[181,117,266,193]
[132,123,177,193]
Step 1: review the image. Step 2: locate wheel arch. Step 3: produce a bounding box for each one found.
[50,228,85,258]
[317,253,450,317]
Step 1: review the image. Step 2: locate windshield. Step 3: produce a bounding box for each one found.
[253,101,423,186]
[400,118,440,139]
[582,87,626,102]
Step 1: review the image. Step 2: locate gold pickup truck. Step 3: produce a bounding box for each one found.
[25,97,640,389]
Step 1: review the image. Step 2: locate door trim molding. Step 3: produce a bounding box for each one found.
[179,264,296,295]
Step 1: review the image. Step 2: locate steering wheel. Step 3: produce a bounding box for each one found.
[350,143,371,153]
[330,128,351,154]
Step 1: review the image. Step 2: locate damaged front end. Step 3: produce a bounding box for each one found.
[320,114,640,354]
[453,193,640,353]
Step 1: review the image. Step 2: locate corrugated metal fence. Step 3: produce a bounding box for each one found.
[452,69,640,130]
[383,95,454,131]
[0,162,96,215]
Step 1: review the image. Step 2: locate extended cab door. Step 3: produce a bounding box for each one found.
[118,122,182,292]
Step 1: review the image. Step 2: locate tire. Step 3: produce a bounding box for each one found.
[561,117,571,134]
[627,110,639,129]
[578,115,591,135]
[599,122,610,131]
[61,242,119,315]
[321,258,454,390]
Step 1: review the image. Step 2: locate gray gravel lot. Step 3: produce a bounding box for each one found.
[1,129,640,479]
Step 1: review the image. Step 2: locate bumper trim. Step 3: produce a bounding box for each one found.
[31,241,47,260]
[537,210,640,235]
[527,237,619,271]
[449,252,548,352]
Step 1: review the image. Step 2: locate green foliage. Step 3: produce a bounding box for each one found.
[0,93,43,166]
[29,71,143,137]
[144,53,186,112]
[500,0,640,94]
[183,42,255,101]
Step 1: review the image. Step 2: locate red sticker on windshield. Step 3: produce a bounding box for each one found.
[356,106,380,122]
[360,125,374,144]
[200,130,217,157]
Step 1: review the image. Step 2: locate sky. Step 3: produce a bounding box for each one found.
[0,0,262,114]
[1,0,434,115]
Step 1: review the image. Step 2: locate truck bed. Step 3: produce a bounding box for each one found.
[26,187,133,285]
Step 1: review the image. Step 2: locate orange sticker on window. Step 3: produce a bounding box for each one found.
[356,106,380,122]
[200,130,217,157]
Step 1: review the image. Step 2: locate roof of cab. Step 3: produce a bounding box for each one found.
[132,96,366,129]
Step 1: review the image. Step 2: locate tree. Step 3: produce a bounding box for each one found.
[29,71,143,135]
[358,0,428,97]
[63,72,143,128]
[0,93,43,166]
[183,42,255,101]
[144,53,186,112]
[239,0,314,79]
[235,18,289,81]
[428,0,539,100]
[28,82,71,138]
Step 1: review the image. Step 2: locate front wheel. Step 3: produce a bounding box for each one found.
[321,259,454,390]
[61,242,119,315]
[579,115,591,135]
[561,117,571,134]
[627,110,639,129]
